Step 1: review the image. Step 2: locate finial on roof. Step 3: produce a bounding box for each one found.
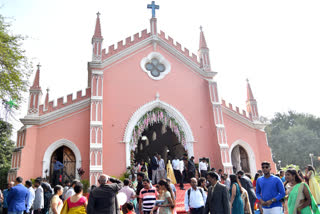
[246,79,254,100]
[31,63,41,89]
[155,92,160,100]
[93,12,102,39]
[147,1,159,18]
[199,26,208,49]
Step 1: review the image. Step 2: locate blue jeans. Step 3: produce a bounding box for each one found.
[8,211,24,214]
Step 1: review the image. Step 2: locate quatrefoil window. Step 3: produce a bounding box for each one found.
[145,58,166,77]
[140,52,171,80]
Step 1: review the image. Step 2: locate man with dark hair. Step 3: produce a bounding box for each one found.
[119,179,135,203]
[279,170,285,182]
[87,174,123,214]
[25,180,35,214]
[52,157,64,186]
[64,179,79,200]
[237,170,257,214]
[139,178,158,214]
[150,153,159,184]
[203,172,230,214]
[2,181,14,214]
[33,179,44,214]
[188,156,196,181]
[199,158,208,178]
[62,180,70,200]
[135,172,145,214]
[7,177,30,214]
[256,162,285,214]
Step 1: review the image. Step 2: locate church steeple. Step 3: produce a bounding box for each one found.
[28,64,42,115]
[246,79,259,121]
[198,26,211,72]
[44,88,49,111]
[92,12,103,62]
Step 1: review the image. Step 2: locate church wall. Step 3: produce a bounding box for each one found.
[100,45,221,176]
[18,107,90,180]
[222,113,274,172]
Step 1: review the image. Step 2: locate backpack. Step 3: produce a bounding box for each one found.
[187,187,204,206]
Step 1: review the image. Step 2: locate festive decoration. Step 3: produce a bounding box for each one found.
[0,99,18,121]
[130,108,186,151]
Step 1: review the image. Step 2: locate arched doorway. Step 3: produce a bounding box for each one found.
[231,145,250,173]
[134,122,186,165]
[50,146,76,183]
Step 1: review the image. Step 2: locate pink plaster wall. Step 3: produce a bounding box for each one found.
[222,112,274,172]
[17,107,90,180]
[100,45,222,176]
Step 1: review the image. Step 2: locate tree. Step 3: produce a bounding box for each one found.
[0,15,32,110]
[0,119,14,188]
[265,111,320,170]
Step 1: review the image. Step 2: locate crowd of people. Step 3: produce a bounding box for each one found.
[0,156,320,214]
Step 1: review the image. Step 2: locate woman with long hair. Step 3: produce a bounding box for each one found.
[50,185,63,214]
[60,182,87,214]
[150,179,175,214]
[305,165,320,204]
[285,168,320,214]
[253,173,263,213]
[229,174,244,214]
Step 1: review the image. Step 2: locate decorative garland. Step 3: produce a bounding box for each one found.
[130,108,186,151]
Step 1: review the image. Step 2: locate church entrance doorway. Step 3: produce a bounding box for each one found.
[50,146,76,183]
[134,122,186,165]
[231,145,250,173]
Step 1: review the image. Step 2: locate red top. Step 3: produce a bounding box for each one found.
[253,180,256,187]
[67,196,87,208]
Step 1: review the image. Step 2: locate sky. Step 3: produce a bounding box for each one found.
[2,0,320,135]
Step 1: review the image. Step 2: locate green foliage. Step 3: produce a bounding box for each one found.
[266,111,320,170]
[0,120,14,188]
[80,179,90,193]
[117,171,130,182]
[0,15,32,106]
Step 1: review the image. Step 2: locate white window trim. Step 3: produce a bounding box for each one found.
[140,52,171,80]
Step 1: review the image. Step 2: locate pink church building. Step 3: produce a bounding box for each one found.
[8,4,274,184]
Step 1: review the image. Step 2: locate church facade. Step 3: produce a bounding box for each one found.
[8,6,274,185]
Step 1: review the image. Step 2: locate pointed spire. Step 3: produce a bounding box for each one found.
[93,12,103,39]
[246,79,259,121]
[31,63,41,90]
[44,88,49,109]
[199,26,208,49]
[198,26,211,71]
[246,79,255,101]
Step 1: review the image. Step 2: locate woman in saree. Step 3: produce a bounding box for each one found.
[50,185,63,214]
[61,182,87,214]
[305,165,320,204]
[286,168,320,214]
[166,160,177,185]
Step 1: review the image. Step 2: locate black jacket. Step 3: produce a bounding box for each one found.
[87,178,123,214]
[203,182,230,214]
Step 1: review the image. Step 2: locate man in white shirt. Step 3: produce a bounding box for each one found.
[25,180,35,214]
[64,180,79,200]
[172,157,180,182]
[119,179,135,203]
[199,159,208,178]
[184,178,207,214]
[156,154,166,183]
[33,179,44,214]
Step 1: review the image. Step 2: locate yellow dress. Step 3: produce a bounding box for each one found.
[166,160,177,184]
[309,171,320,204]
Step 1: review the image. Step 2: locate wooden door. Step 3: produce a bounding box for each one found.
[62,147,76,182]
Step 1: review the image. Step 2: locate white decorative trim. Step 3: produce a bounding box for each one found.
[42,139,82,179]
[222,106,266,130]
[91,70,104,75]
[21,99,90,125]
[123,98,195,167]
[229,139,257,176]
[90,121,103,126]
[140,52,171,80]
[89,35,216,79]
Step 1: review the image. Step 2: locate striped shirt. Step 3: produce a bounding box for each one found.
[139,187,158,211]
